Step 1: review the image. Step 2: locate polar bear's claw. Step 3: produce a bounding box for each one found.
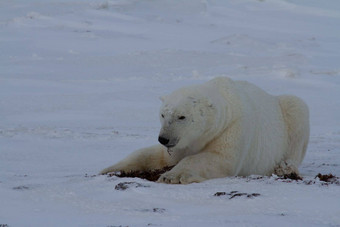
[158,170,205,184]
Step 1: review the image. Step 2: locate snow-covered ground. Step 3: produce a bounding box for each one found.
[1,0,340,226]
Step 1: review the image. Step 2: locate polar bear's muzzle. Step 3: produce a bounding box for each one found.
[158,136,170,146]
[158,135,178,148]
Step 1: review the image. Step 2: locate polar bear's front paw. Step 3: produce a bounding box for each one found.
[157,170,205,184]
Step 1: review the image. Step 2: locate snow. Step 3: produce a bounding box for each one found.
[1,0,340,226]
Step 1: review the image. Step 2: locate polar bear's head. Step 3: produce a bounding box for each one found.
[158,88,218,152]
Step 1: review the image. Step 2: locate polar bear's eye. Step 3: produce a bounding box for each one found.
[161,114,165,118]
[178,116,186,120]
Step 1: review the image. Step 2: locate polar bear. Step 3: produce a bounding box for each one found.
[100,77,309,184]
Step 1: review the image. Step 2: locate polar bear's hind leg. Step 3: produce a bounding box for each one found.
[275,95,310,176]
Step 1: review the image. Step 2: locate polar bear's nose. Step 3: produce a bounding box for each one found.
[158,136,169,146]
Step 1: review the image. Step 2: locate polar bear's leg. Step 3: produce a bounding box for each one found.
[274,160,299,176]
[157,152,233,184]
[276,95,309,176]
[99,145,175,175]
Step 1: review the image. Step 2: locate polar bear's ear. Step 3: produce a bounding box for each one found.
[159,96,166,102]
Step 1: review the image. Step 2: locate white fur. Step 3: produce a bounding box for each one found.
[100,77,310,184]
